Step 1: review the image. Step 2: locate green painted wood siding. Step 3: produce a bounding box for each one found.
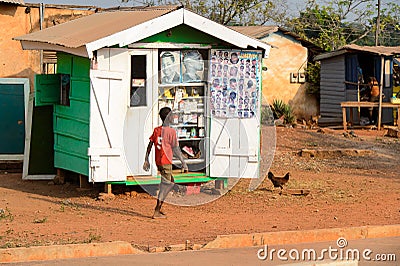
[0,83,25,153]
[54,53,90,176]
[139,25,227,46]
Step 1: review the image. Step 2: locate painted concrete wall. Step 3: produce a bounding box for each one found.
[0,4,94,91]
[261,32,319,120]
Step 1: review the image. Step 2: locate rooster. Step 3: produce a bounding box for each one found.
[267,172,290,190]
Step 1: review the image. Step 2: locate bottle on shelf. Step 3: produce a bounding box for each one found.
[198,114,204,127]
[197,98,204,113]
[179,100,185,111]
[173,113,179,124]
[191,127,196,138]
[183,114,189,124]
[178,112,184,124]
[199,128,205,137]
[184,100,191,114]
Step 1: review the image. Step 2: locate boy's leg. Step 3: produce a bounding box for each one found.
[153,165,174,218]
[158,164,174,201]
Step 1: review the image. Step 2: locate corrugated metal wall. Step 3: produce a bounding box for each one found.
[319,55,346,125]
[54,53,90,176]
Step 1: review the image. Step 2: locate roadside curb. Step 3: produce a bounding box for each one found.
[0,241,143,263]
[0,225,398,263]
[202,224,400,249]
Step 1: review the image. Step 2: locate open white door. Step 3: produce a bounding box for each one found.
[124,50,157,176]
[208,50,262,178]
[89,48,157,182]
[88,48,130,182]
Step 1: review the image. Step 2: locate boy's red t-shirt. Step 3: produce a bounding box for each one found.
[149,126,178,166]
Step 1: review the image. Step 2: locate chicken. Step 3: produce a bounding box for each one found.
[267,172,290,190]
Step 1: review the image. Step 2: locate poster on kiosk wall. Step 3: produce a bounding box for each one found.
[209,50,261,119]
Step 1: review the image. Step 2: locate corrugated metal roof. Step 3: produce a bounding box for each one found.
[0,0,24,4]
[229,26,277,39]
[315,44,400,61]
[15,7,271,58]
[14,6,179,48]
[230,25,324,53]
[344,44,400,55]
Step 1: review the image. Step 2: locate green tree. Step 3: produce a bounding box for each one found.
[376,2,400,46]
[286,0,376,51]
[353,2,400,46]
[129,0,399,48]
[139,0,288,26]
[305,61,320,97]
[285,0,400,50]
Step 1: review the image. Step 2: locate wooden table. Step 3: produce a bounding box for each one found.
[341,101,400,130]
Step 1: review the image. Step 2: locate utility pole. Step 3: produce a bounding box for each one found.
[375,0,381,46]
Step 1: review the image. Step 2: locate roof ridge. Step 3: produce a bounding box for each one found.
[101,4,182,12]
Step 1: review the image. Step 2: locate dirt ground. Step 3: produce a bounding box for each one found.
[0,125,399,249]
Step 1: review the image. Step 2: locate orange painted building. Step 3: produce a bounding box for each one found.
[0,1,95,90]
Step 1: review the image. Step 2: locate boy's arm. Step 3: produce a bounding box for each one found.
[143,141,153,171]
[173,146,188,172]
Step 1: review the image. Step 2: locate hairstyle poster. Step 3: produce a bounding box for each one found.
[181,50,205,83]
[160,51,181,84]
[209,50,261,118]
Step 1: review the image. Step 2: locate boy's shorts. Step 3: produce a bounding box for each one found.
[157,164,174,183]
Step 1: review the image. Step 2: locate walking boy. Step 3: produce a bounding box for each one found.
[143,107,188,219]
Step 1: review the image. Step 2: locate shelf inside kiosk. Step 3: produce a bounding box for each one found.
[158,85,206,172]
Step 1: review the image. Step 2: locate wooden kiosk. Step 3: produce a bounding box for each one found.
[341,56,400,131]
[15,6,271,188]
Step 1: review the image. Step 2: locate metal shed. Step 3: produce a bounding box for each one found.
[314,44,400,126]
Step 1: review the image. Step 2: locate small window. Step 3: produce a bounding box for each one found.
[60,74,70,106]
[130,55,147,107]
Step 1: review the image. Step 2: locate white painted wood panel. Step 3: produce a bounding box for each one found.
[89,48,129,182]
[210,156,230,177]
[209,118,231,177]
[124,50,155,176]
[210,118,232,156]
[86,9,184,57]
